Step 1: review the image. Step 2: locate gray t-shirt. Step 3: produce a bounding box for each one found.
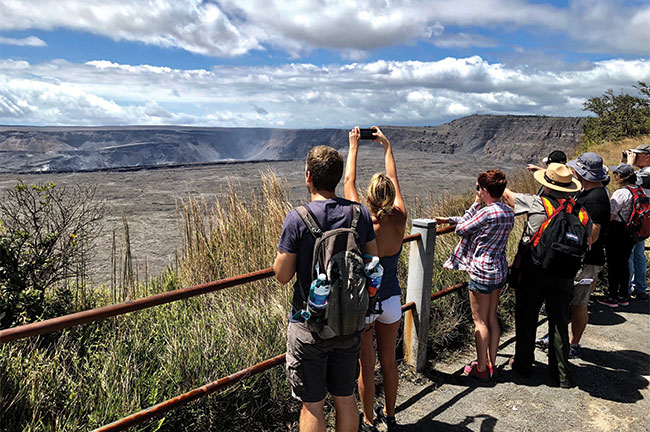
[513,190,592,245]
[636,166,650,195]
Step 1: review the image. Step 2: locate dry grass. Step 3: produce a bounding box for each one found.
[4,135,648,431]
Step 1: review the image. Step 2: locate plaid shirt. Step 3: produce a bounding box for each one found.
[444,201,515,285]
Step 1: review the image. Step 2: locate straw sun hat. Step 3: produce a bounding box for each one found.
[533,163,581,193]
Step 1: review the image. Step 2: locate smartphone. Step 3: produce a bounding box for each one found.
[622,151,628,162]
[359,128,377,140]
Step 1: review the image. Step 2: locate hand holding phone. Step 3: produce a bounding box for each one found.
[359,127,377,140]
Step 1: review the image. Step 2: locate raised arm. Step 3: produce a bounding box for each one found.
[344,126,361,203]
[373,126,406,215]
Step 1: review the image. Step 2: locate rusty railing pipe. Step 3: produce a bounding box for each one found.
[94,353,287,432]
[0,268,275,343]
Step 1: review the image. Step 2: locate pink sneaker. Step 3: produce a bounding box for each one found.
[488,362,498,380]
[466,363,490,382]
[463,361,478,374]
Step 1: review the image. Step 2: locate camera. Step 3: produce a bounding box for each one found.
[359,127,377,140]
[622,150,629,162]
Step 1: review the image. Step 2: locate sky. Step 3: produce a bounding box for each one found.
[0,0,649,128]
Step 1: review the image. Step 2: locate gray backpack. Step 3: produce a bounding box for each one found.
[296,204,368,339]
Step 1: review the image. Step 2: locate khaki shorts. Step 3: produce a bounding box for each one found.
[571,264,602,306]
[285,321,361,403]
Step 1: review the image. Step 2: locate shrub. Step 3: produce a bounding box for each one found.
[0,181,104,328]
[582,81,650,145]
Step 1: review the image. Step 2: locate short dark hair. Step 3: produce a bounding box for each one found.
[306,146,343,192]
[478,169,507,199]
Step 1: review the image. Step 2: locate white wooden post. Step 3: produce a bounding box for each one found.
[404,218,437,371]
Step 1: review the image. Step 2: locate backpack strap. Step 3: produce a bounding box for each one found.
[350,204,361,231]
[531,197,566,247]
[296,204,322,239]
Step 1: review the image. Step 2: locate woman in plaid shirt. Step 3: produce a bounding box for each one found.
[437,170,514,381]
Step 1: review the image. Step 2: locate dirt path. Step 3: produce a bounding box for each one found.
[388,297,649,431]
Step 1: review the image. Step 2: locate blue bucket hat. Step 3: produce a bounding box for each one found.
[567,152,609,182]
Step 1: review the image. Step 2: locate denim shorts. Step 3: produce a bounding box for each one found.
[468,278,504,295]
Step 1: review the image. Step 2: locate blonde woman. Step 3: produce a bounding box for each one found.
[345,126,406,432]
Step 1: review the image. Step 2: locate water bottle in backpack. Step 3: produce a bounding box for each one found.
[307,274,329,328]
[365,256,383,315]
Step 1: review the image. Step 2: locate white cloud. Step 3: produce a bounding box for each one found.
[1,56,649,127]
[0,36,47,47]
[0,1,647,57]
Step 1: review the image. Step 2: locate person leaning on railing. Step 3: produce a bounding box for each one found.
[345,126,407,432]
[436,170,514,382]
[273,145,378,432]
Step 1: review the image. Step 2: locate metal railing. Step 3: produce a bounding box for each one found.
[2,220,462,431]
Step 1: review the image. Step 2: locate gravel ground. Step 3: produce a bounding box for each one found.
[386,295,650,431]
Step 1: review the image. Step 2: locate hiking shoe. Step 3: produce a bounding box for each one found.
[617,296,630,306]
[568,344,581,359]
[465,363,490,382]
[596,296,618,307]
[535,335,549,351]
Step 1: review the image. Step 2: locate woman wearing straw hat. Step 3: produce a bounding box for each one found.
[503,163,590,388]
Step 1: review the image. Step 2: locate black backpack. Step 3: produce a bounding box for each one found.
[622,185,650,242]
[296,204,368,339]
[530,196,590,278]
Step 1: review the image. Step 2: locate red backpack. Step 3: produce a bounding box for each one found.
[623,186,650,242]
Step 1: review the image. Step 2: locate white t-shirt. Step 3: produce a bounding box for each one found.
[610,187,634,223]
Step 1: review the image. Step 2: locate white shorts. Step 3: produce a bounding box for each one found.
[365,295,402,325]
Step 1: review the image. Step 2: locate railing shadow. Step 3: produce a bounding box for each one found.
[401,413,498,431]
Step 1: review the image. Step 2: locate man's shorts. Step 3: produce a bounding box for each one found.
[366,295,402,325]
[468,278,505,295]
[572,264,602,306]
[285,321,361,403]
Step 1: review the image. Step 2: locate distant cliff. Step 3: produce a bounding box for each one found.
[0,115,585,172]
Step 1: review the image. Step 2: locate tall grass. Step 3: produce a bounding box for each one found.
[4,140,644,431]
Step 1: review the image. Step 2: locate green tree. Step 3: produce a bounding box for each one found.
[0,181,104,328]
[582,81,650,144]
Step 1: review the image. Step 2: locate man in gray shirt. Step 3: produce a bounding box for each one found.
[624,144,650,299]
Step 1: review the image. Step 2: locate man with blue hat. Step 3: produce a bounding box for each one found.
[624,144,650,300]
[566,152,611,359]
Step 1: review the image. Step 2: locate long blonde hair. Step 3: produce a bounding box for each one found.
[367,173,396,221]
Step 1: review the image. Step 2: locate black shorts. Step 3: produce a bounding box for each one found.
[285,321,361,403]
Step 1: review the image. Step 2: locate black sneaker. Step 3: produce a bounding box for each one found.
[634,291,648,300]
[596,296,618,307]
[359,414,378,432]
[617,296,630,306]
[535,335,549,351]
[568,344,581,359]
[374,405,399,431]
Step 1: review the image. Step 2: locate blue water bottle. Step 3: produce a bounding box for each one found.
[309,274,329,308]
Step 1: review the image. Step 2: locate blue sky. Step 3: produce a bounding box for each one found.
[0,0,649,128]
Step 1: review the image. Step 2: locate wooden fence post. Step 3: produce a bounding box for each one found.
[403,218,437,371]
